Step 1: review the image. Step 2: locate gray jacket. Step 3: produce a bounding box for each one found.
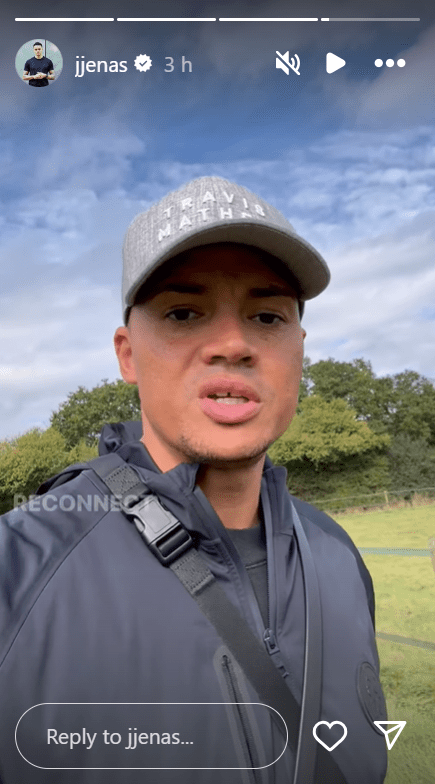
[0,421,388,784]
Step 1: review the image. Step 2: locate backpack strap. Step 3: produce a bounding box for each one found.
[86,453,348,784]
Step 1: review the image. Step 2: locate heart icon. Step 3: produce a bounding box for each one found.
[312,721,348,751]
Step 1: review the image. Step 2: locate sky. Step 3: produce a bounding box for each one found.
[1,0,434,441]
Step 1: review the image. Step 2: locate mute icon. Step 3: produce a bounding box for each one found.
[276,51,300,76]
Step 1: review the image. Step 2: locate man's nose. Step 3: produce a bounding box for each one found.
[199,312,258,365]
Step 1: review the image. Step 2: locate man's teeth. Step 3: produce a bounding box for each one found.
[209,394,249,404]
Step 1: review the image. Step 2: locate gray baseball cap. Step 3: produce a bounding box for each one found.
[122,176,330,323]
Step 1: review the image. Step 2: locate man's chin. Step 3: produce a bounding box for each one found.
[198,455,266,471]
[178,435,272,470]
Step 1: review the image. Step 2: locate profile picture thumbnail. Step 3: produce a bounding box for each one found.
[15,39,63,87]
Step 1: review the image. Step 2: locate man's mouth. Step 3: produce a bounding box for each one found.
[208,393,250,404]
[200,392,262,423]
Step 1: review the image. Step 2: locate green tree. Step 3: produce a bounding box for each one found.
[302,359,435,446]
[389,371,435,446]
[304,358,392,434]
[50,379,141,448]
[298,356,312,401]
[0,428,98,515]
[282,452,391,510]
[387,434,435,492]
[268,395,390,508]
[269,395,389,466]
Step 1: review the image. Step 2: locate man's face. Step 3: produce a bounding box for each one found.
[33,45,43,58]
[115,244,306,472]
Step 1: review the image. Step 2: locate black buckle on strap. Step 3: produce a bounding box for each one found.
[122,494,192,565]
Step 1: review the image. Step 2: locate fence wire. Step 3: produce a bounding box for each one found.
[308,486,435,515]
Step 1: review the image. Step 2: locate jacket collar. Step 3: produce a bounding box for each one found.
[98,421,289,538]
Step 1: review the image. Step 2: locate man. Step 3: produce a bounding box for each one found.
[22,41,55,86]
[0,178,388,784]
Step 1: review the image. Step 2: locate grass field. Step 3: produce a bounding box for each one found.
[336,505,435,783]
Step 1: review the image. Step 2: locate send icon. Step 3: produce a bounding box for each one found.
[374,721,407,750]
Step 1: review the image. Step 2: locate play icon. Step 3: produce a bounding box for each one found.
[326,52,346,73]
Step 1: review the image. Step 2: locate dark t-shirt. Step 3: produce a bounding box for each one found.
[23,56,54,87]
[227,523,268,627]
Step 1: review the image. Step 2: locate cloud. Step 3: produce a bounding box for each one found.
[0,281,121,440]
[299,210,435,378]
[318,23,435,129]
[354,24,435,128]
[0,117,146,196]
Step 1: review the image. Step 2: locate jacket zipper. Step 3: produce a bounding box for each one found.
[263,628,289,678]
[191,480,287,781]
[220,653,265,784]
[193,478,290,677]
[260,480,290,679]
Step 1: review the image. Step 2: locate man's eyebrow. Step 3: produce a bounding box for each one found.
[151,283,297,298]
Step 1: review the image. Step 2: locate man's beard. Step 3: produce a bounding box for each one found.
[175,430,274,470]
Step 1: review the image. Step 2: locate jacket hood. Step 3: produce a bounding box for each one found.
[99,421,143,454]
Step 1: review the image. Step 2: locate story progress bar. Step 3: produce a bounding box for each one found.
[15,17,421,22]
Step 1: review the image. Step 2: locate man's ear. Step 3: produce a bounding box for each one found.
[114,326,137,384]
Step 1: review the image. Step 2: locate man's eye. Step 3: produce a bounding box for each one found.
[166,308,198,322]
[253,313,283,325]
[166,310,284,325]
